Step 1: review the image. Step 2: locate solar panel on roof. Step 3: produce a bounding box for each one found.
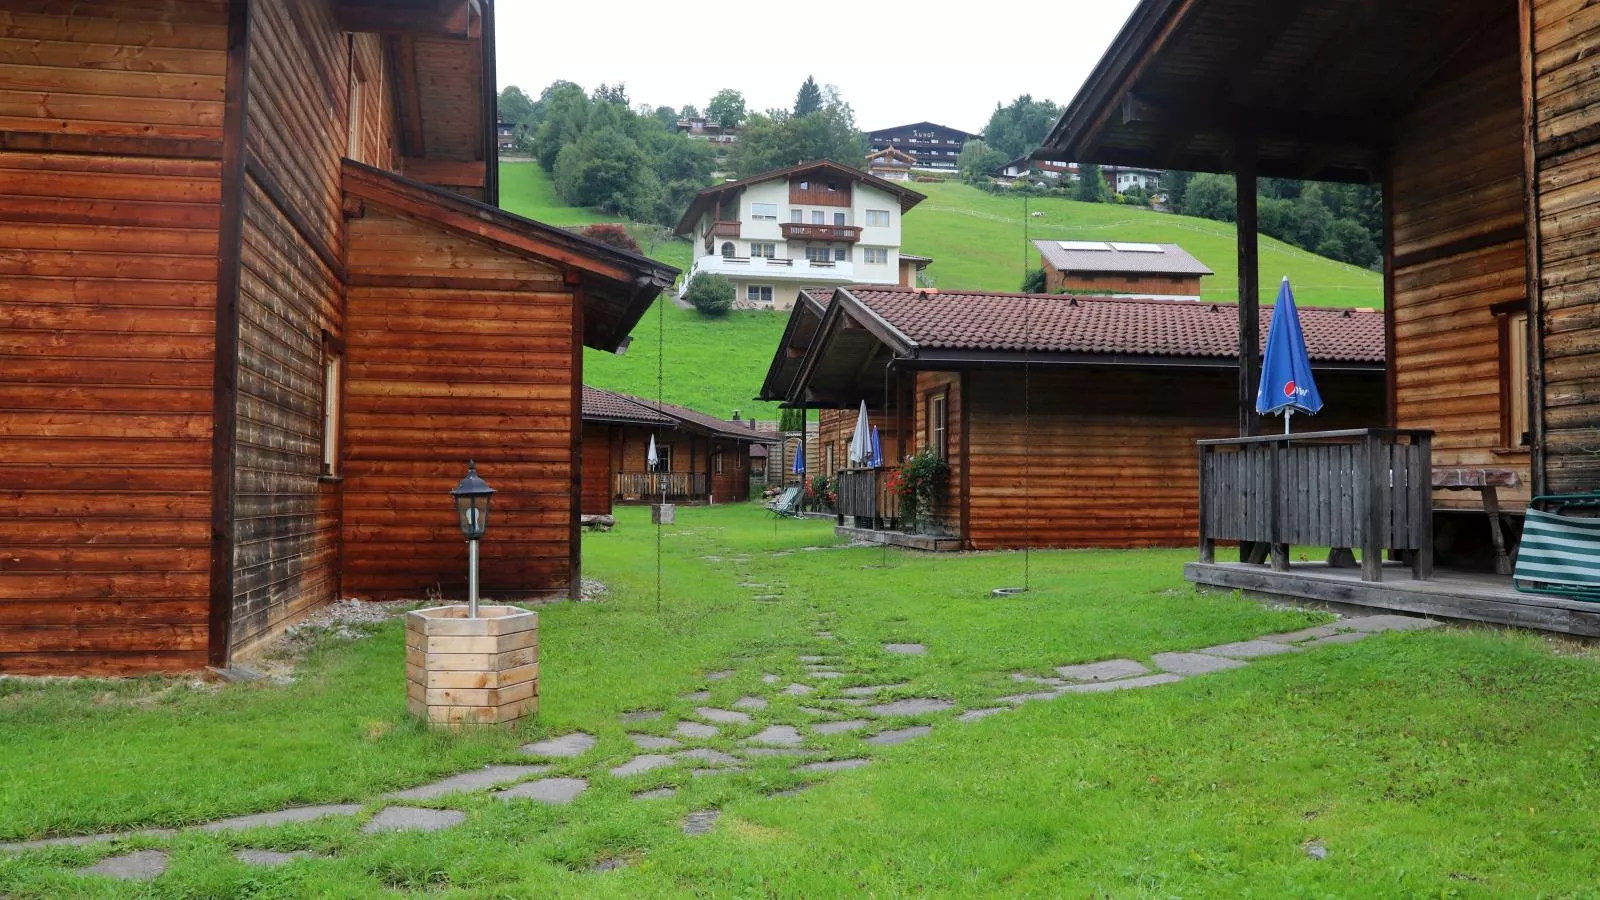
[1109,242,1163,253]
[1058,241,1111,251]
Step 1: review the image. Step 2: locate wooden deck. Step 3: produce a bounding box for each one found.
[835,525,962,552]
[1186,560,1600,637]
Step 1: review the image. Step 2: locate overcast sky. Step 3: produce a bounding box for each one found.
[495,1,1141,133]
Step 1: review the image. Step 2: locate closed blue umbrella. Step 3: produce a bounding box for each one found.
[791,437,805,476]
[1255,277,1323,433]
[870,426,883,468]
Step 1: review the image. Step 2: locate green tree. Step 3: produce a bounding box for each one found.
[498,86,536,127]
[707,89,747,129]
[680,103,700,120]
[779,408,806,432]
[532,81,589,170]
[1180,173,1236,220]
[684,273,735,316]
[794,76,822,116]
[591,82,629,106]
[651,105,680,127]
[731,94,867,178]
[982,95,1062,159]
[1021,267,1047,293]
[1073,163,1109,202]
[957,139,1008,184]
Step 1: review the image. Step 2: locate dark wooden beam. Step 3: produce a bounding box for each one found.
[1382,155,1397,430]
[402,157,486,187]
[393,36,426,158]
[569,288,584,599]
[246,150,343,277]
[1236,142,1260,439]
[335,0,471,38]
[1518,0,1547,497]
[1264,0,1388,110]
[479,0,498,204]
[0,131,222,160]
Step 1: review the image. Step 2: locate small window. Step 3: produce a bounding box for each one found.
[751,202,778,220]
[811,210,825,225]
[346,55,367,161]
[790,209,802,223]
[713,452,724,475]
[834,247,848,262]
[928,391,948,459]
[735,451,743,471]
[805,246,832,263]
[1499,308,1531,448]
[650,443,674,472]
[721,241,735,258]
[825,443,836,476]
[833,212,846,226]
[747,285,774,304]
[864,247,889,265]
[750,242,775,258]
[866,209,891,227]
[798,180,809,190]
[322,341,342,475]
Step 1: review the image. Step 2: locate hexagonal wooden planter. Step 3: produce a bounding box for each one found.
[405,605,538,728]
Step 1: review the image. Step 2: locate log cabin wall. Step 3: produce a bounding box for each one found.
[1390,19,1531,512]
[226,0,355,654]
[342,204,578,599]
[911,372,963,536]
[709,439,749,503]
[0,1,228,674]
[962,368,1386,549]
[615,427,706,499]
[1530,0,1600,493]
[581,423,615,516]
[817,407,902,471]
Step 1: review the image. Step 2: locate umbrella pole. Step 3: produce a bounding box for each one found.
[1285,409,1292,435]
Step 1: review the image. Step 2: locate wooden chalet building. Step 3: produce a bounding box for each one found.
[0,0,676,675]
[1038,0,1600,635]
[1034,240,1214,299]
[762,288,1384,550]
[581,387,772,514]
[867,122,980,171]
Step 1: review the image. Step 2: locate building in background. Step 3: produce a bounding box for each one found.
[1033,241,1213,298]
[866,146,919,181]
[867,122,981,171]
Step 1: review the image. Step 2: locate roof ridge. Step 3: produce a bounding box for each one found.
[845,286,1382,315]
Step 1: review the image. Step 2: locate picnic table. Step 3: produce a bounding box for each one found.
[1432,467,1521,575]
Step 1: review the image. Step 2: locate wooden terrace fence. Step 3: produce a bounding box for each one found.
[1197,429,1434,582]
[615,472,707,500]
[836,467,900,528]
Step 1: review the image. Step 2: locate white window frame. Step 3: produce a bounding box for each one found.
[864,247,889,265]
[746,284,774,304]
[750,242,775,258]
[322,345,342,476]
[790,209,802,223]
[651,443,673,472]
[751,202,778,220]
[833,211,846,226]
[866,209,891,227]
[811,210,825,225]
[834,247,848,262]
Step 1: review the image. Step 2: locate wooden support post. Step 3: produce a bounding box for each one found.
[1198,444,1215,563]
[1361,432,1385,583]
[1269,438,1289,572]
[1414,433,1435,580]
[1236,146,1261,439]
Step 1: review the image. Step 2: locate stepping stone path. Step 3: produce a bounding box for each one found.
[866,726,932,746]
[798,655,827,664]
[733,696,769,711]
[630,733,681,750]
[680,690,712,701]
[200,804,363,832]
[363,807,465,833]
[808,670,844,679]
[235,849,316,867]
[997,689,1063,705]
[497,777,588,805]
[592,857,629,872]
[741,747,820,758]
[1265,625,1340,643]
[634,788,676,800]
[522,732,598,757]
[797,758,871,773]
[844,683,906,696]
[1152,652,1248,676]
[1304,632,1369,648]
[867,698,955,717]
[619,710,665,724]
[957,707,1007,723]
[611,755,675,777]
[691,767,747,777]
[781,683,814,696]
[883,643,926,655]
[677,748,739,766]
[706,670,735,680]
[811,719,871,735]
[675,721,719,739]
[1061,673,1184,693]
[747,725,804,746]
[1200,640,1299,658]
[762,674,780,684]
[696,707,751,724]
[681,810,721,835]
[386,765,548,800]
[76,850,169,881]
[1056,659,1150,682]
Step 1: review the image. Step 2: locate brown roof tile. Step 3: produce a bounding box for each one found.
[582,386,675,426]
[845,288,1384,364]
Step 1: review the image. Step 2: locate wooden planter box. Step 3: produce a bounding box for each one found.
[405,605,539,727]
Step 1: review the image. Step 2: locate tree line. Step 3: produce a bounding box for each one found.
[1168,174,1382,269]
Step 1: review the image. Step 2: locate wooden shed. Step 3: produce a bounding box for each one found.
[1037,0,1600,635]
[766,288,1385,550]
[0,0,675,675]
[581,388,772,509]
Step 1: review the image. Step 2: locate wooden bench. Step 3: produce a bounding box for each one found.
[1433,467,1521,575]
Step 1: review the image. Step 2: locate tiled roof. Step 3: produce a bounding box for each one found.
[651,400,774,442]
[1033,240,1214,276]
[845,288,1384,364]
[581,386,674,426]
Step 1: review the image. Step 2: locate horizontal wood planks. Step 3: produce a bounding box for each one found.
[958,368,1384,550]
[580,423,614,516]
[1391,22,1531,511]
[912,372,962,536]
[0,0,227,674]
[1533,0,1600,492]
[342,204,577,599]
[709,438,749,503]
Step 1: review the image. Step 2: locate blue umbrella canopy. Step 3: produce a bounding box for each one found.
[1255,277,1323,425]
[869,426,883,468]
[791,437,806,475]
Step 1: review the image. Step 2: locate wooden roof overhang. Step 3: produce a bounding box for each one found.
[1037,0,1508,183]
[343,160,678,352]
[758,291,831,403]
[674,160,926,234]
[785,289,918,409]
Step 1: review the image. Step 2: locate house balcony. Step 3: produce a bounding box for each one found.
[703,220,741,251]
[680,254,858,292]
[780,223,862,243]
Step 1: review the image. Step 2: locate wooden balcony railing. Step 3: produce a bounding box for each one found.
[836,467,900,527]
[615,472,707,500]
[712,220,741,237]
[1197,429,1434,582]
[781,223,862,242]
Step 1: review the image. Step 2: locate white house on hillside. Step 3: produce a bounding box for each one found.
[1103,165,1163,193]
[674,161,928,310]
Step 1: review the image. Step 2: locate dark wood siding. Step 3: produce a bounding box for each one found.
[342,205,578,600]
[0,1,227,674]
[710,438,749,503]
[581,423,614,516]
[1391,22,1530,510]
[912,371,962,536]
[1532,0,1600,493]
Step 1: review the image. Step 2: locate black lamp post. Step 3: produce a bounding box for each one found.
[449,461,495,617]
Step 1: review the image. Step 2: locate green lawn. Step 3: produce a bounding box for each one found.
[4,505,1600,897]
[904,181,1383,308]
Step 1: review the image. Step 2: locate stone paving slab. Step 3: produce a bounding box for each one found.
[733,696,768,711]
[706,670,735,681]
[363,807,465,833]
[633,788,676,800]
[807,670,845,679]
[957,708,1007,723]
[781,683,814,695]
[746,725,804,746]
[682,810,721,835]
[521,732,598,757]
[619,710,665,724]
[385,765,549,800]
[1199,640,1300,659]
[1343,615,1440,632]
[629,733,681,750]
[811,719,872,735]
[1151,652,1248,675]
[1060,673,1185,693]
[1055,659,1150,682]
[762,674,780,684]
[1013,673,1067,687]
[796,758,871,773]
[883,643,926,655]
[235,849,318,866]
[690,767,748,777]
[680,690,712,701]
[677,748,740,766]
[798,655,827,664]
[1,829,178,853]
[865,698,955,716]
[1303,631,1370,648]
[1262,625,1341,643]
[591,857,629,872]
[865,726,932,746]
[674,721,719,739]
[76,850,168,881]
[997,690,1064,705]
[496,777,588,805]
[610,755,676,777]
[739,747,822,758]
[200,804,364,832]
[695,707,752,725]
[843,683,907,696]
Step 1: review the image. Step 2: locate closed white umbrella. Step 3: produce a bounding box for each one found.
[848,400,872,467]
[647,434,659,470]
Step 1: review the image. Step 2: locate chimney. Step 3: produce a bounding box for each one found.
[731,409,741,421]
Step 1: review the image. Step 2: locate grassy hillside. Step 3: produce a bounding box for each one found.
[497,164,1383,421]
[903,181,1382,308]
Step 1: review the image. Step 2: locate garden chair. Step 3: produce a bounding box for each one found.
[767,485,802,519]
[1513,493,1600,602]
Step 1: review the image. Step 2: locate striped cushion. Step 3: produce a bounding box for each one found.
[1514,508,1600,597]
